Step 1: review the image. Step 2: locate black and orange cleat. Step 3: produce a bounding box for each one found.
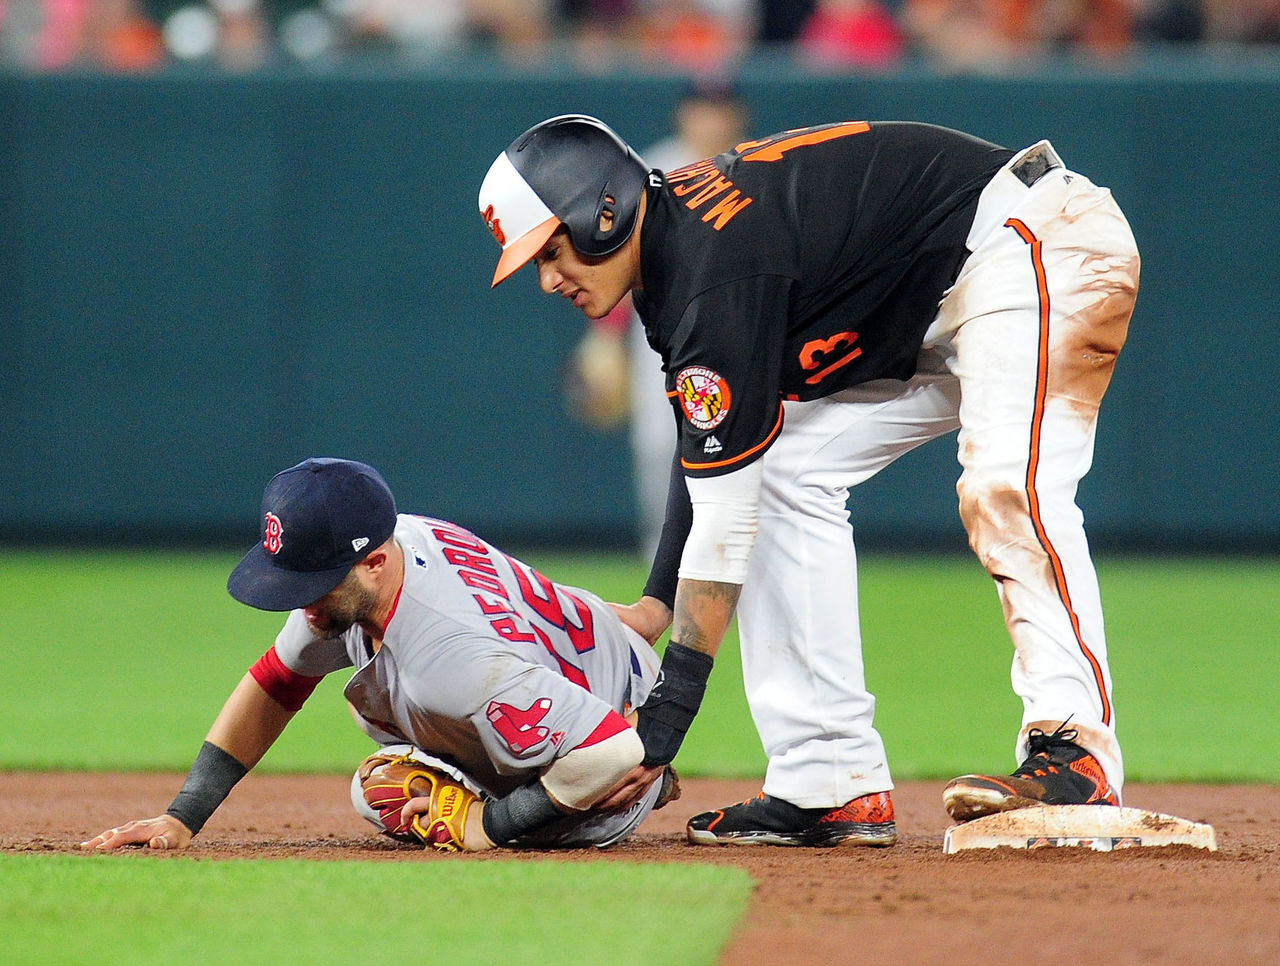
[686,790,897,847]
[943,723,1118,822]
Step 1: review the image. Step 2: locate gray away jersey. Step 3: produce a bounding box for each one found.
[271,514,660,799]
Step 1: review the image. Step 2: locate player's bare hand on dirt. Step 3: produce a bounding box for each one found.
[608,596,672,647]
[596,762,664,812]
[80,815,194,852]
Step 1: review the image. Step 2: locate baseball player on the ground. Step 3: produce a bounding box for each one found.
[478,115,1139,846]
[82,457,676,854]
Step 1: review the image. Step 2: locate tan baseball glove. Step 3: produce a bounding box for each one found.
[356,749,490,852]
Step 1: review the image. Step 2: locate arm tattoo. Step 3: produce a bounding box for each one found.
[673,579,741,654]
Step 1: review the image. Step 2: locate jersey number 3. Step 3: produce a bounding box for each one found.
[800,331,862,385]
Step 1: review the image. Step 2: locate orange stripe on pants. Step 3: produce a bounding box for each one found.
[1005,217,1113,726]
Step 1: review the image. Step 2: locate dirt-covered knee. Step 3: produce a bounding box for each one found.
[957,476,1037,572]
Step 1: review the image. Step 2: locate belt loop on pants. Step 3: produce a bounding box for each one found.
[1011,142,1064,187]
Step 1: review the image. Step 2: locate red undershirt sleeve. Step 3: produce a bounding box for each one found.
[248,645,324,713]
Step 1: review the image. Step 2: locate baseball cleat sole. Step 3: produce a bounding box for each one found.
[686,822,897,848]
[686,791,898,847]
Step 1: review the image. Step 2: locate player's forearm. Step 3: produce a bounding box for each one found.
[205,672,297,770]
[165,674,296,837]
[634,577,734,766]
[671,577,740,658]
[672,464,761,623]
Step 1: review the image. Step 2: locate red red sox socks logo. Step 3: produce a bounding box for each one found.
[486,697,564,755]
[263,512,284,554]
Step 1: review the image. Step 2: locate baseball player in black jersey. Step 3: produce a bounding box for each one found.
[479,116,1139,846]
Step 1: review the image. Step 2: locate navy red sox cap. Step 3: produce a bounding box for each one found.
[227,458,397,612]
[478,114,650,287]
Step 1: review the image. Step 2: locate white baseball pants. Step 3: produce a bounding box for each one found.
[739,144,1140,808]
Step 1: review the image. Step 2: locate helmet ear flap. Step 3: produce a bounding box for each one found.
[597,192,618,234]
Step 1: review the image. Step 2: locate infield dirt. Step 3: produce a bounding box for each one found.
[5,774,1277,964]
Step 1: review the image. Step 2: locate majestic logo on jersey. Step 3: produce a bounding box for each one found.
[703,435,723,455]
[674,366,731,431]
[263,512,284,555]
[481,204,506,245]
[487,697,555,755]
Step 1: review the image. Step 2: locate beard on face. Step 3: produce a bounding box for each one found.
[305,575,378,638]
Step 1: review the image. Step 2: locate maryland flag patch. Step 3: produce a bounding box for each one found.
[673,365,731,430]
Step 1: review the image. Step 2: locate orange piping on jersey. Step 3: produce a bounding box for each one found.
[1006,217,1112,727]
[738,122,871,162]
[674,401,784,471]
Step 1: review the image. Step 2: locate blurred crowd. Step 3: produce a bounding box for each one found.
[0,0,1277,73]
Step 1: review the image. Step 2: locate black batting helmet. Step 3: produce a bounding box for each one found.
[478,115,650,287]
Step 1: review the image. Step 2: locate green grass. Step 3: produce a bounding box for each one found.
[855,554,1280,782]
[2,549,1277,780]
[0,853,752,966]
[2,548,1274,966]
[1093,557,1279,782]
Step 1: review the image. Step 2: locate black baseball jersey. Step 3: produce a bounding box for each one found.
[633,120,1013,481]
[635,121,1013,606]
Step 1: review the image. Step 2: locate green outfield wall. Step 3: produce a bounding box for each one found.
[2,61,1277,550]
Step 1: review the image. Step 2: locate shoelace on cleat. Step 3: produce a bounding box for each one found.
[1013,721,1084,778]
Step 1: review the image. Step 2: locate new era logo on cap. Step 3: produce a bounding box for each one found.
[227,458,398,612]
